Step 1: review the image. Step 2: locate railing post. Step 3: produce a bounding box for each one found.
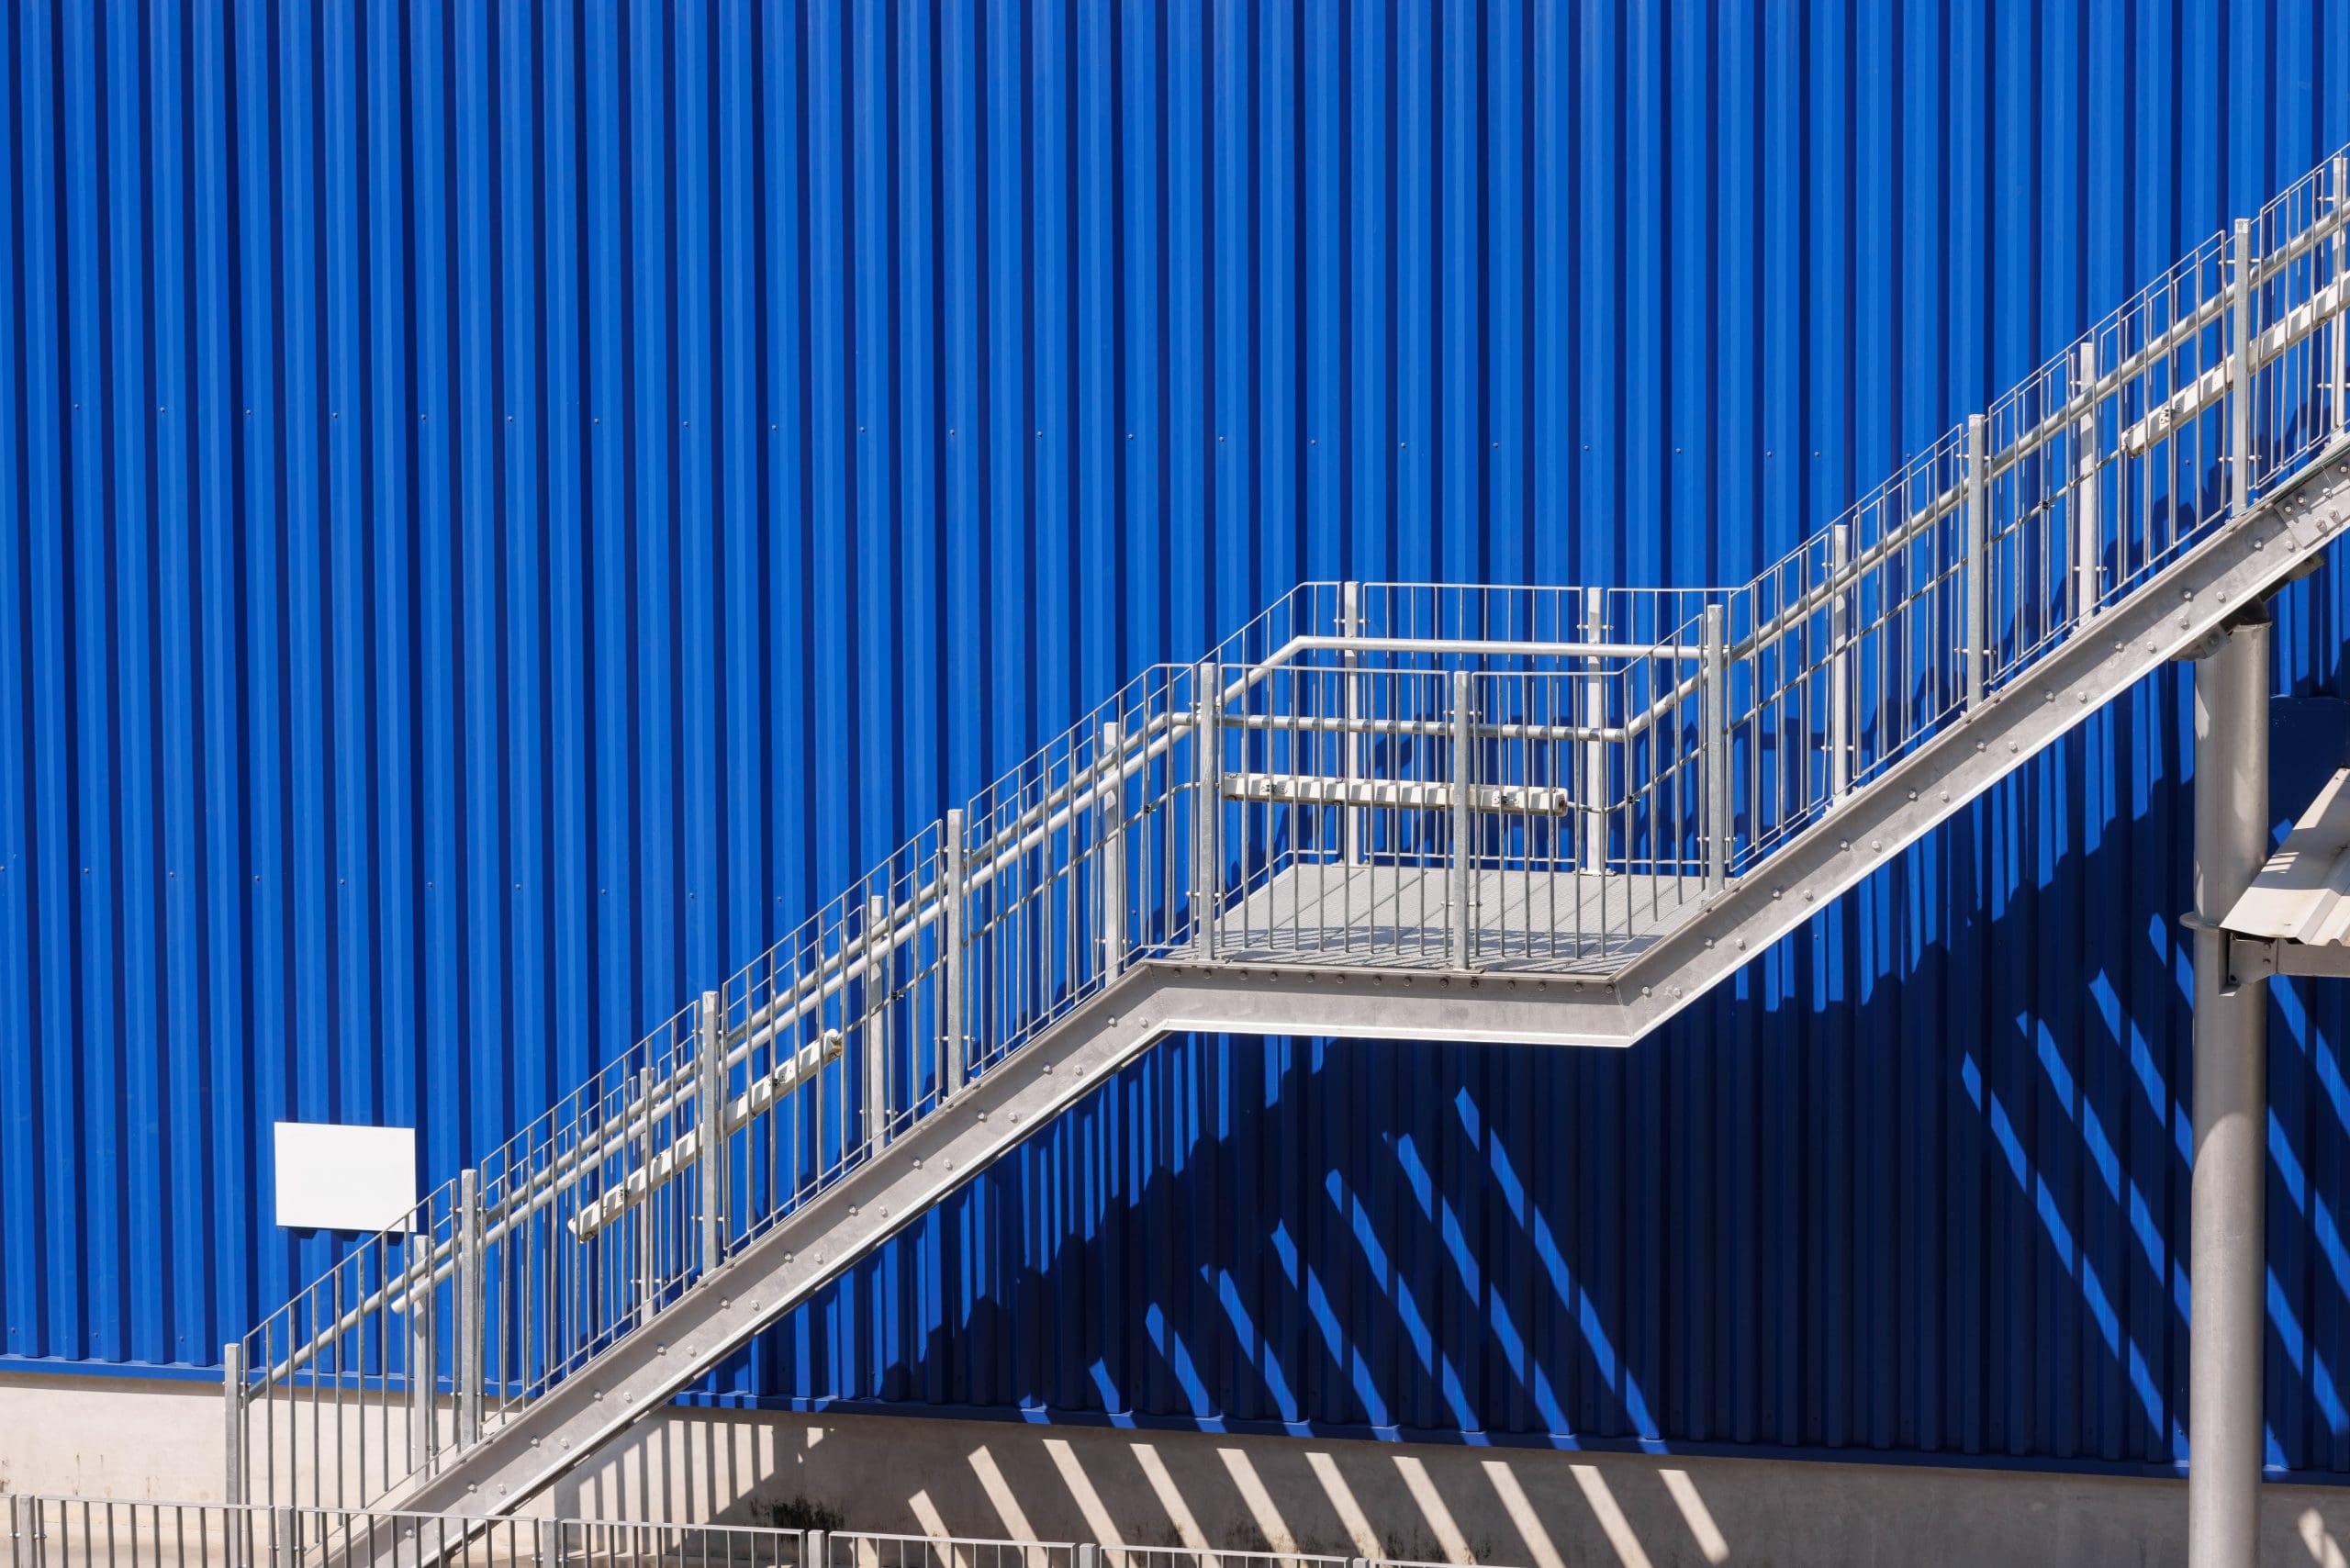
[1099,722,1126,978]
[2231,217,2255,515]
[1193,660,1222,960]
[456,1168,485,1448]
[862,899,889,1157]
[698,988,725,1271]
[938,811,966,1100]
[1964,412,1987,710]
[272,1508,297,1568]
[1450,668,1475,969]
[2335,155,2348,442]
[1828,523,1852,809]
[406,1235,433,1473]
[1703,605,1729,892]
[1077,1546,1101,1568]
[1581,588,1607,873]
[634,1068,657,1322]
[1339,581,1363,865]
[2073,342,2101,626]
[221,1339,245,1509]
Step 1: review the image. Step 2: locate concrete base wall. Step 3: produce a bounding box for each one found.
[11,1373,2350,1568]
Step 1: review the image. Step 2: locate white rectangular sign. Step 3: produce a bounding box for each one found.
[274,1122,419,1234]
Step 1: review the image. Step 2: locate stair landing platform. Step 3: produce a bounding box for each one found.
[1203,859,1716,976]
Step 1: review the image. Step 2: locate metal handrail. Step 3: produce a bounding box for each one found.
[230,143,2350,1520]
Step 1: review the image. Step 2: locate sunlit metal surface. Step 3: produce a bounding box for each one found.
[218,142,2350,1521]
[2223,766,2350,946]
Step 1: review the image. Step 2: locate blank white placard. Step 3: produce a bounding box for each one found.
[274,1122,418,1233]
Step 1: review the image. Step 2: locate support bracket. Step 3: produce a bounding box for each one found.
[2217,927,2350,993]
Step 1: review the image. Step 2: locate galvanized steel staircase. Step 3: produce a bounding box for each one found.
[233,154,2350,1537]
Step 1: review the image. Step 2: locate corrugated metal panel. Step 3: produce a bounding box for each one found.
[6,0,2350,1475]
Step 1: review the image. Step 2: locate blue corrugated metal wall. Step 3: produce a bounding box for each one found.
[8,0,2350,1477]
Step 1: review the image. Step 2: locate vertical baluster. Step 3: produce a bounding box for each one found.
[2335,156,2348,442]
[1964,413,1987,710]
[1828,524,1852,809]
[2231,217,2255,513]
[456,1170,485,1450]
[1450,669,1475,969]
[406,1237,431,1474]
[1581,588,1606,874]
[635,1069,657,1325]
[1100,722,1126,978]
[1193,660,1222,960]
[2073,342,2101,625]
[864,898,889,1156]
[939,811,965,1101]
[697,990,724,1274]
[1340,581,1362,865]
[1703,606,1729,893]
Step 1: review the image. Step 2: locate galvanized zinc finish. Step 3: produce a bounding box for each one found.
[6,0,2350,1476]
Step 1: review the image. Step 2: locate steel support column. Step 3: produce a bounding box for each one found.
[2188,604,2271,1568]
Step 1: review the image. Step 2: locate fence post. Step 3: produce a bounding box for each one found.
[862,899,889,1157]
[1703,605,1730,893]
[698,989,725,1272]
[456,1168,485,1449]
[272,1509,297,1568]
[2073,342,2101,626]
[1582,588,1607,873]
[2232,218,2255,515]
[1193,660,1222,960]
[1077,1546,1102,1568]
[806,1530,827,1568]
[1964,413,1987,711]
[1450,668,1476,968]
[1340,581,1363,865]
[939,811,966,1100]
[1099,722,1126,979]
[222,1339,245,1510]
[1828,523,1852,809]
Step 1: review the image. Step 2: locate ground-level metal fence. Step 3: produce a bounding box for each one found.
[5,1499,1515,1568]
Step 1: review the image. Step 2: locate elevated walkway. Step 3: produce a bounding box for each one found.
[229,154,2350,1548]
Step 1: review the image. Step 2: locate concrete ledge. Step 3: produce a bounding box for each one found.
[15,1373,2350,1566]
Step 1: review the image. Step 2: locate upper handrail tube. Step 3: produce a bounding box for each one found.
[231,143,2350,1521]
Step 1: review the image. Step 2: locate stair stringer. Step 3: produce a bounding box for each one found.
[372,444,2350,1533]
[378,961,1178,1524]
